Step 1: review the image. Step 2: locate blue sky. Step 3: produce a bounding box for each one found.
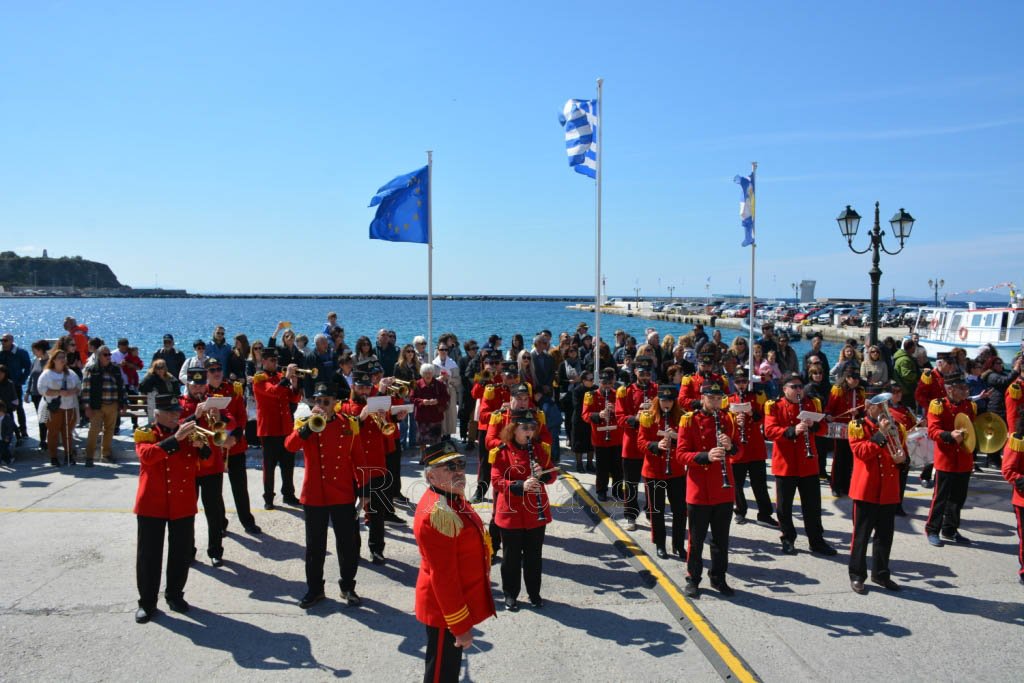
[1,2,1021,299]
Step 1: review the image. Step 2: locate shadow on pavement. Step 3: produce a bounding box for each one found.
[894,586,1024,626]
[738,591,912,638]
[533,602,686,657]
[192,558,307,606]
[232,528,306,563]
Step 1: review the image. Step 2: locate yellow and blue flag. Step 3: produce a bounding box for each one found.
[368,166,429,244]
[734,168,755,247]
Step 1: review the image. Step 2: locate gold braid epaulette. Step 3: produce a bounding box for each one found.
[134,427,157,444]
[428,498,464,538]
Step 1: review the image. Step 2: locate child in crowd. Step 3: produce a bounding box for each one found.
[123,346,143,390]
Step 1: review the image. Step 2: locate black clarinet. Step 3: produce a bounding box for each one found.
[661,408,672,476]
[739,398,748,445]
[525,440,545,522]
[602,388,612,443]
[713,410,731,488]
[802,406,814,458]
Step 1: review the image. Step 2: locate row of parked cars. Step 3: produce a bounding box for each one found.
[645,300,920,328]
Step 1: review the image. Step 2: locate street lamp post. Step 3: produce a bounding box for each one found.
[633,286,641,310]
[667,284,675,301]
[836,201,916,346]
[791,282,799,301]
[928,278,944,306]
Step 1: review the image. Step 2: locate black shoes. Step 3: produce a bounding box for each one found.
[135,607,154,624]
[244,524,263,535]
[672,545,685,559]
[504,596,520,612]
[300,588,326,609]
[683,580,699,599]
[84,458,94,468]
[470,495,484,505]
[780,539,797,555]
[734,514,747,525]
[851,579,867,595]
[810,543,838,556]
[757,515,780,527]
[393,494,411,506]
[871,576,900,591]
[655,546,669,559]
[709,578,734,597]
[341,589,362,606]
[210,556,224,568]
[165,596,190,613]
[941,532,972,545]
[50,457,60,467]
[895,506,908,517]
[264,501,275,511]
[528,595,544,609]
[370,551,386,565]
[383,512,407,526]
[283,495,301,506]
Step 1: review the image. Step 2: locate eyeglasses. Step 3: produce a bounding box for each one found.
[209,368,223,373]
[785,384,804,390]
[314,399,334,407]
[252,345,264,350]
[435,459,467,472]
[415,342,426,346]
[100,352,112,357]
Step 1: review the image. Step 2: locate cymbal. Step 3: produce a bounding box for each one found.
[974,412,1008,454]
[954,413,976,453]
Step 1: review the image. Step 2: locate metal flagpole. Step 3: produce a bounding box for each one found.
[594,78,603,380]
[427,150,433,351]
[748,161,757,371]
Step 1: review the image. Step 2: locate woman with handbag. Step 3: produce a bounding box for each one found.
[36,349,82,466]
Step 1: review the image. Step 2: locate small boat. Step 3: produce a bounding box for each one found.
[912,299,1024,363]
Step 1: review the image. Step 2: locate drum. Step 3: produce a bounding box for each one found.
[906,427,933,468]
[827,421,849,440]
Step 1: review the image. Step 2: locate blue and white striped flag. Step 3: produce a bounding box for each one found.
[559,99,598,178]
[734,167,756,247]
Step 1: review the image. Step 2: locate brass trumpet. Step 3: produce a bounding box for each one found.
[307,413,327,433]
[294,368,319,378]
[473,370,493,384]
[372,412,398,437]
[384,379,412,398]
[191,424,229,447]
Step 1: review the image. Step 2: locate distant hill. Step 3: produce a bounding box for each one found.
[0,251,125,289]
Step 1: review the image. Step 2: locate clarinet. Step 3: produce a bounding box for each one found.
[525,440,545,522]
[739,397,748,445]
[713,410,731,488]
[802,403,814,458]
[602,388,612,443]
[661,408,672,476]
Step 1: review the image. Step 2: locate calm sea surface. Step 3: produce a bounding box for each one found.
[0,297,846,362]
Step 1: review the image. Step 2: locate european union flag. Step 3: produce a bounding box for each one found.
[368,165,429,244]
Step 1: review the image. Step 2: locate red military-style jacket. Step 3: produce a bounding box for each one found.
[338,396,389,484]
[728,390,768,463]
[764,396,825,478]
[914,369,946,413]
[484,407,551,452]
[1001,433,1024,507]
[677,372,729,407]
[616,381,659,460]
[927,397,977,473]
[209,380,248,456]
[1006,380,1023,433]
[179,393,236,477]
[491,439,556,530]
[253,371,302,437]
[887,402,918,432]
[676,409,739,505]
[285,413,365,506]
[414,487,496,636]
[848,417,905,505]
[133,423,203,520]
[637,406,685,480]
[582,388,622,446]
[826,384,866,426]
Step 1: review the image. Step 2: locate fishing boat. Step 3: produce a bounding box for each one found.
[911,296,1024,363]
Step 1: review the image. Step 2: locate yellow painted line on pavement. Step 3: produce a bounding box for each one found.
[561,472,758,683]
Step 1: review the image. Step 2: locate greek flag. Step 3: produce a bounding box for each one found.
[560,99,598,178]
[734,168,756,247]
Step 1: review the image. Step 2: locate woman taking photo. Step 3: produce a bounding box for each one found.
[491,409,556,611]
[36,349,82,466]
[138,359,181,396]
[859,345,890,386]
[228,334,250,383]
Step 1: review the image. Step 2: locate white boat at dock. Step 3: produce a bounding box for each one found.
[912,300,1024,363]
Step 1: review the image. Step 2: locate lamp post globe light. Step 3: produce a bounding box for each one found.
[928,278,945,306]
[836,202,916,346]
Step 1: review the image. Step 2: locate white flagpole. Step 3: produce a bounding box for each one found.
[427,150,433,351]
[748,161,757,371]
[594,78,603,379]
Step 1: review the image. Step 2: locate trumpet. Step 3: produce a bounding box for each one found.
[877,404,907,465]
[192,424,229,447]
[307,413,327,433]
[293,368,319,378]
[372,412,397,437]
[473,370,493,384]
[384,379,412,398]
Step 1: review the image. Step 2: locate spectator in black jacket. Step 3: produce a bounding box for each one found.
[151,333,186,379]
[0,334,32,439]
[457,340,479,448]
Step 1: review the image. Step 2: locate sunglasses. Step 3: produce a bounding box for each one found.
[314,399,334,407]
[436,459,467,472]
[100,352,112,357]
[786,384,804,390]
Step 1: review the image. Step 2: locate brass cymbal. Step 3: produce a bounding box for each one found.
[954,413,976,453]
[973,412,1008,454]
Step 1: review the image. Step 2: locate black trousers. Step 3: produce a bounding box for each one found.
[499,525,545,600]
[385,447,403,500]
[686,502,732,584]
[644,476,686,550]
[261,435,295,503]
[304,503,359,591]
[849,500,896,581]
[361,476,390,554]
[473,430,491,500]
[226,453,256,528]
[621,458,643,521]
[14,387,27,435]
[1014,505,1024,577]
[898,465,909,506]
[732,460,774,518]
[776,475,826,545]
[31,396,47,443]
[830,438,852,495]
[815,436,831,478]
[136,515,194,609]
[195,473,225,559]
[595,444,623,497]
[424,624,462,683]
[925,470,971,536]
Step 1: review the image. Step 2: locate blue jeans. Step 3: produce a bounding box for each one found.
[399,412,417,449]
[540,398,562,462]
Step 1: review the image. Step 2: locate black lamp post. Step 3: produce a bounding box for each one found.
[836,202,916,346]
[928,278,944,306]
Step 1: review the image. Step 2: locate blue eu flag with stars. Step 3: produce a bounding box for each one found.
[368,165,429,244]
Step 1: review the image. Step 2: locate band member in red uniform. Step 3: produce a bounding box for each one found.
[915,352,953,488]
[207,360,261,534]
[885,382,917,516]
[638,385,686,559]
[1001,413,1024,586]
[133,395,207,623]
[583,368,623,503]
[491,409,556,611]
[825,363,866,498]
[340,369,396,564]
[764,373,837,556]
[252,347,302,509]
[728,368,777,527]
[616,357,658,531]
[371,361,409,517]
[414,441,495,683]
[469,350,505,503]
[924,371,977,547]
[1007,375,1024,439]
[677,382,739,597]
[286,383,366,608]
[180,367,235,567]
[677,352,728,409]
[847,389,907,594]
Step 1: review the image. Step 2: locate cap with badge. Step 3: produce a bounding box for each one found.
[188,368,208,385]
[944,370,967,386]
[658,385,677,401]
[312,382,334,398]
[599,367,616,382]
[698,352,715,365]
[700,381,725,395]
[781,372,804,387]
[154,394,182,412]
[511,408,539,425]
[733,368,750,381]
[352,371,373,387]
[935,351,953,362]
[511,382,530,396]
[501,360,519,375]
[206,359,223,372]
[634,357,654,373]
[421,441,464,468]
[262,346,278,359]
